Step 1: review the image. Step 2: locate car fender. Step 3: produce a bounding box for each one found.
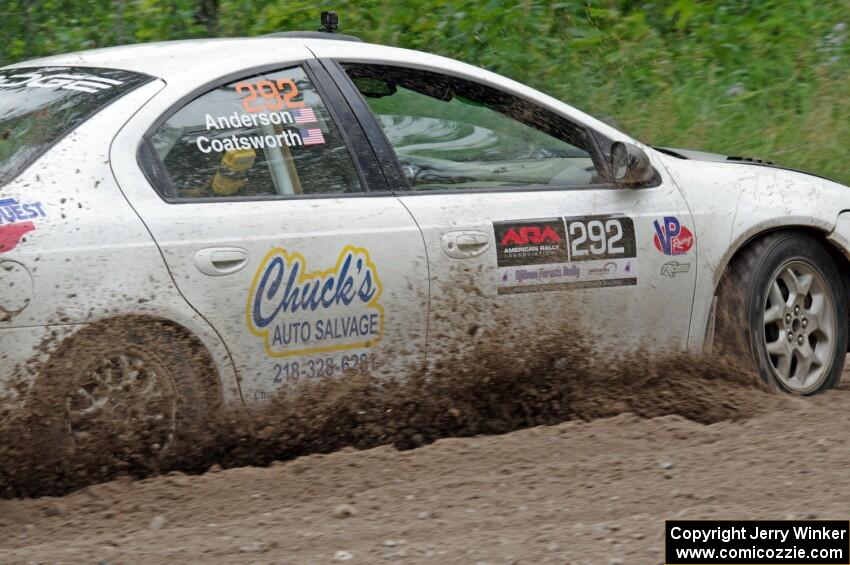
[655,152,850,351]
[0,80,242,408]
[827,210,850,258]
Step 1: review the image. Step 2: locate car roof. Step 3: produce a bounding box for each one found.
[3,36,629,143]
[2,37,316,79]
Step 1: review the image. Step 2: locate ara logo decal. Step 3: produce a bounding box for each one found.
[494,219,569,267]
[652,216,694,256]
[500,226,562,246]
[0,198,46,253]
[246,246,384,358]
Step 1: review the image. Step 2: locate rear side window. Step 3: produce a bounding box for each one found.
[0,67,152,187]
[146,65,361,199]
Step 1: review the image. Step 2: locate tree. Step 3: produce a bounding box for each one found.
[195,0,219,36]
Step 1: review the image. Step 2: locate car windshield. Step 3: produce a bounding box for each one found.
[0,66,152,187]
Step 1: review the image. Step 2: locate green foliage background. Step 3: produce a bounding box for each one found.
[2,0,850,181]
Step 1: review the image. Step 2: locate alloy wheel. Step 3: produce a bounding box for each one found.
[762,260,837,394]
[65,347,178,455]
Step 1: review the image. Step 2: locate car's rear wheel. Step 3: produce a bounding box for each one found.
[27,319,218,481]
[717,232,848,395]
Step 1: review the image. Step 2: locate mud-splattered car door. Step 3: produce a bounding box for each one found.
[332,61,697,362]
[111,60,429,402]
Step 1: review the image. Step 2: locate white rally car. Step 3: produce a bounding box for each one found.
[2,28,850,460]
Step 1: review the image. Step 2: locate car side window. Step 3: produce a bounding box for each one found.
[147,65,361,199]
[342,63,608,191]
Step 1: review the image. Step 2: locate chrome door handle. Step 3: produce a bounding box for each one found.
[441,230,491,259]
[194,247,249,276]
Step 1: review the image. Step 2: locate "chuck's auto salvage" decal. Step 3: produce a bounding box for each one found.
[246,245,384,358]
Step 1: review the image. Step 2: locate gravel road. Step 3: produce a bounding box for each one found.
[2,374,848,565]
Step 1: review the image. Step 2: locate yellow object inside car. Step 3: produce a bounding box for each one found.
[212,148,256,195]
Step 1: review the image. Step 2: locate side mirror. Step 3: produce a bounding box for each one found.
[610,142,655,186]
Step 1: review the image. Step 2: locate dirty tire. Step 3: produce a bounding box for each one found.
[717,231,847,395]
[25,319,219,487]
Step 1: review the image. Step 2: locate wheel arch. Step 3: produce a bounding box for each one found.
[712,224,850,350]
[41,314,226,408]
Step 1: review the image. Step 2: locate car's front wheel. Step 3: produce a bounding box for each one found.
[718,232,848,395]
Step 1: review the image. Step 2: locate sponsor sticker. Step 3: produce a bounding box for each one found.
[0,198,46,253]
[660,261,691,278]
[495,215,637,294]
[588,261,619,276]
[0,72,123,93]
[653,216,694,255]
[494,218,568,267]
[246,245,384,358]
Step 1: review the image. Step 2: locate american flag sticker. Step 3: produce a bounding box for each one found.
[299,128,325,146]
[292,107,317,124]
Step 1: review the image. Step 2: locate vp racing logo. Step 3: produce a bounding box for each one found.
[653,216,694,256]
[246,246,384,357]
[0,198,46,253]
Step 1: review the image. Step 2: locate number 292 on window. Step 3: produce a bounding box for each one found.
[234,79,304,113]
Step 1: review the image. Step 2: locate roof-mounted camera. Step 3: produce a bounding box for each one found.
[319,11,339,33]
[264,10,361,42]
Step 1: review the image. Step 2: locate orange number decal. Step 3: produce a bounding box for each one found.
[277,79,304,109]
[235,82,264,113]
[237,78,304,112]
[256,80,285,111]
